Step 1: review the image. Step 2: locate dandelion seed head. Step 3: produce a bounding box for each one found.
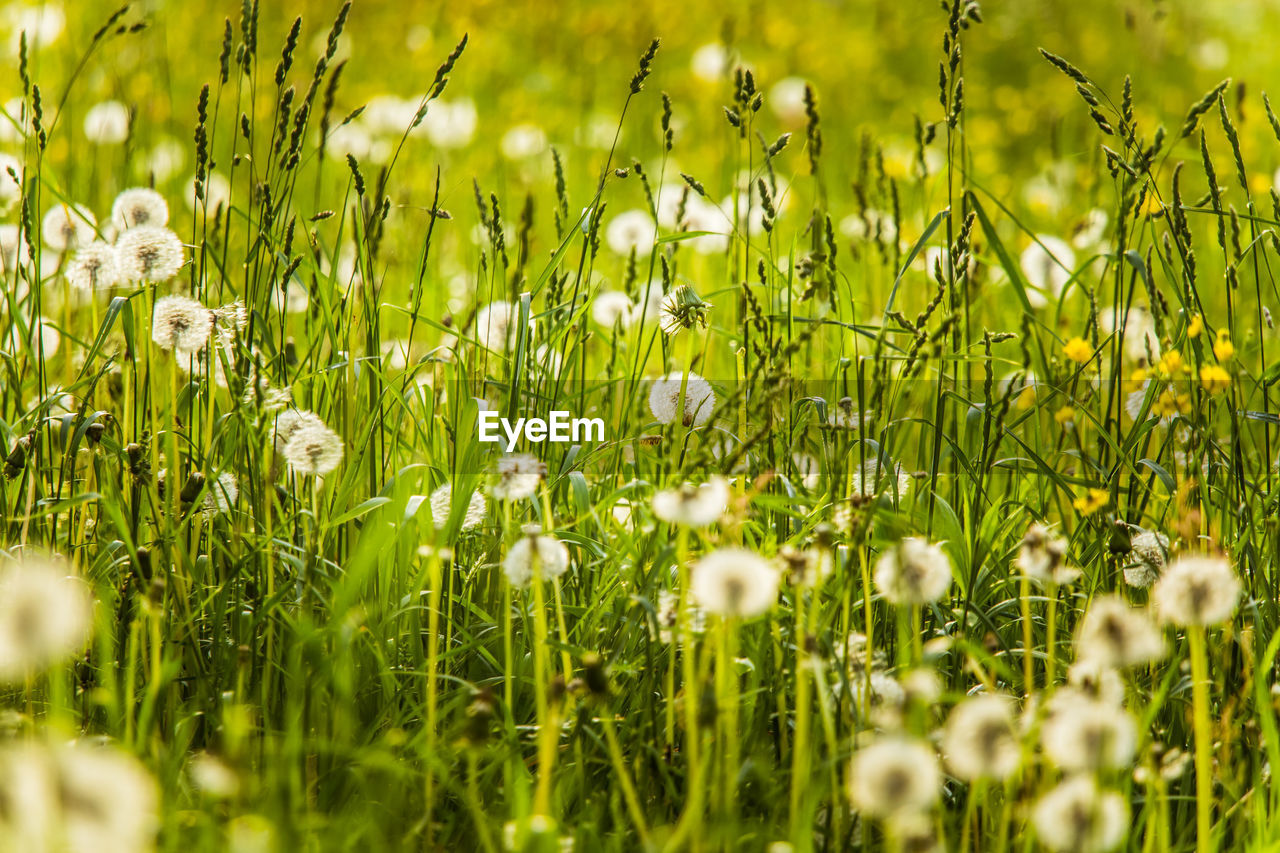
[491,453,545,501]
[111,187,170,230]
[1041,691,1137,772]
[1017,523,1069,583]
[1067,660,1126,707]
[473,301,531,352]
[592,291,632,328]
[84,100,130,144]
[282,417,344,476]
[1152,554,1240,626]
[690,548,779,618]
[502,530,569,588]
[1033,776,1127,853]
[41,203,96,252]
[1075,596,1164,668]
[1124,529,1168,588]
[873,538,952,605]
[429,483,486,531]
[851,456,911,499]
[0,554,92,681]
[116,225,185,282]
[942,694,1021,781]
[605,209,657,257]
[847,737,940,819]
[648,371,716,427]
[65,241,121,292]
[151,295,212,354]
[1019,235,1075,309]
[0,740,158,853]
[652,477,728,527]
[202,472,238,517]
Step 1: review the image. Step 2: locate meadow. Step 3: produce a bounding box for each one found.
[3,0,1280,850]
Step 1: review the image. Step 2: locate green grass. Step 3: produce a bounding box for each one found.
[3,0,1280,851]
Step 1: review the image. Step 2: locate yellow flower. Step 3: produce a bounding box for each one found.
[1157,350,1185,379]
[1054,405,1076,426]
[1153,388,1192,417]
[1213,329,1234,362]
[1200,365,1231,394]
[1063,337,1093,364]
[1016,385,1037,410]
[1129,367,1149,384]
[1073,488,1110,517]
[1138,194,1164,217]
[1187,314,1203,339]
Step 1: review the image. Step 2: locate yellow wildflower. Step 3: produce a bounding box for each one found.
[1063,337,1093,364]
[1073,488,1110,517]
[1213,329,1234,362]
[1157,350,1185,378]
[1054,405,1076,426]
[1187,314,1203,339]
[1199,365,1231,394]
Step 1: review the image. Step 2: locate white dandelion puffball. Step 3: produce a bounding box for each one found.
[203,472,239,517]
[942,694,1021,781]
[422,97,478,149]
[873,537,953,605]
[847,737,941,819]
[282,415,344,476]
[1074,596,1165,668]
[768,76,810,124]
[84,99,130,145]
[851,456,911,499]
[116,225,185,282]
[502,531,570,588]
[1124,529,1168,589]
[500,123,547,160]
[112,187,170,230]
[691,548,780,618]
[1152,554,1241,626]
[429,483,486,531]
[0,556,93,681]
[151,295,212,354]
[41,203,96,252]
[592,291,633,328]
[690,42,729,81]
[473,301,532,352]
[1033,776,1127,853]
[1041,691,1137,772]
[605,209,657,257]
[65,241,121,291]
[1100,304,1159,365]
[652,477,729,527]
[491,453,545,501]
[8,316,60,357]
[15,737,157,850]
[187,170,232,212]
[4,4,65,55]
[648,371,716,427]
[1019,234,1076,309]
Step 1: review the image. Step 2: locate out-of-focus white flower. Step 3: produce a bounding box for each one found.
[768,77,809,124]
[652,477,728,527]
[648,371,715,427]
[690,42,730,82]
[41,203,96,252]
[1020,235,1076,309]
[503,527,569,588]
[422,97,477,148]
[1033,776,1127,853]
[1152,554,1240,626]
[112,187,169,230]
[847,737,941,819]
[873,537,952,605]
[0,554,92,681]
[84,100,130,144]
[500,123,547,160]
[690,548,780,618]
[605,209,657,257]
